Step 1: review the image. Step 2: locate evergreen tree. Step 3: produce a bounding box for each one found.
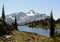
[2,4,5,22]
[14,17,18,30]
[50,10,55,38]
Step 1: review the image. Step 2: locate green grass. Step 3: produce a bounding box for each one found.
[56,24,60,29]
[11,30,60,42]
[0,30,60,42]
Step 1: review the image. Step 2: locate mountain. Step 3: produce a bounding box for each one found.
[5,10,50,25]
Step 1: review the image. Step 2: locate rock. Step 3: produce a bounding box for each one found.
[0,35,15,42]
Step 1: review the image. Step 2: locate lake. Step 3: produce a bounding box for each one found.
[18,26,60,37]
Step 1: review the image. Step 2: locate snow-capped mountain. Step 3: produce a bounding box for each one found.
[5,10,49,25]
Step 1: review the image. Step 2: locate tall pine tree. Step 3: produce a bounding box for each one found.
[14,17,18,30]
[50,10,55,38]
[2,4,5,22]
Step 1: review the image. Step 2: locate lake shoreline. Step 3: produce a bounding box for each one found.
[11,30,60,42]
[25,25,60,29]
[18,26,60,37]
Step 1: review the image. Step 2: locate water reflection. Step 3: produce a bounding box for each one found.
[18,26,60,37]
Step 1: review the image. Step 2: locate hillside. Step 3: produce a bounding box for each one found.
[0,30,60,42]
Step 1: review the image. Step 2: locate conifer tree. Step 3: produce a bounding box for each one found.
[50,10,55,38]
[2,4,5,22]
[14,17,18,30]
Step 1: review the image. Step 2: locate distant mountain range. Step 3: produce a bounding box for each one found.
[5,10,50,25]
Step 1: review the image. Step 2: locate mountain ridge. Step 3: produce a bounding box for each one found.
[5,10,50,25]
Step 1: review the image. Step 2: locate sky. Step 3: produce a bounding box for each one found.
[0,0,60,20]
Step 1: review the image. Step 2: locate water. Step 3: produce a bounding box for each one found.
[18,26,60,37]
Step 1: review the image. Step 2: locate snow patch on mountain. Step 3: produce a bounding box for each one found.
[5,10,50,25]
